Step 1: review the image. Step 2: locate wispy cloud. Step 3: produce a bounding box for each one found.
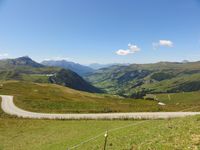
[116,43,140,56]
[153,40,173,49]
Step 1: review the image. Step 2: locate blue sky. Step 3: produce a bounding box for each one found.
[0,0,200,64]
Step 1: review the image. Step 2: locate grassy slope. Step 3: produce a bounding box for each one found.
[0,81,160,113]
[21,74,49,83]
[1,105,200,150]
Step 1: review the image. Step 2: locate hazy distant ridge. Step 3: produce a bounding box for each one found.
[42,60,94,76]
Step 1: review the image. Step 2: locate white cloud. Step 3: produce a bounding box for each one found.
[116,43,140,56]
[153,40,173,49]
[128,43,140,52]
[159,40,173,47]
[0,53,9,58]
[116,49,131,55]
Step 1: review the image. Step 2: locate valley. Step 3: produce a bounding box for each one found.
[85,62,200,98]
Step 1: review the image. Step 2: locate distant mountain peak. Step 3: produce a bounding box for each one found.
[9,56,44,68]
[16,56,32,61]
[41,59,94,76]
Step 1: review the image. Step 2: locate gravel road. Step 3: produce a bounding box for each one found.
[1,95,200,120]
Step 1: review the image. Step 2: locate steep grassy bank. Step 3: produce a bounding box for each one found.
[0,81,159,113]
[1,81,200,113]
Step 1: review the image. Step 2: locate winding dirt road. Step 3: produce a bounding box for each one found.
[1,95,200,120]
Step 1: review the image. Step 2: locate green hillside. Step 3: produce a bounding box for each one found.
[0,56,101,93]
[85,61,200,97]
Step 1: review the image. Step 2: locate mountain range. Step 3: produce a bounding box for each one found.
[1,56,200,98]
[0,56,101,93]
